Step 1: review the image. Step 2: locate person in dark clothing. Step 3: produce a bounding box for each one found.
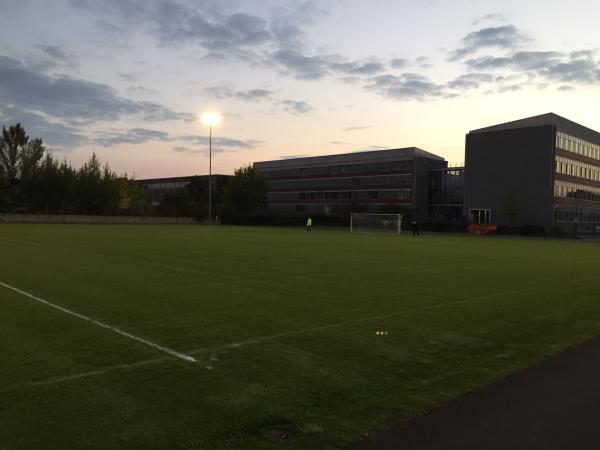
[411,220,419,237]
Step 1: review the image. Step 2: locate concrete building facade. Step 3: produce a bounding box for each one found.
[253,148,447,221]
[465,113,600,234]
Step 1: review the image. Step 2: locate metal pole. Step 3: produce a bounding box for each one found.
[575,188,580,239]
[208,126,212,225]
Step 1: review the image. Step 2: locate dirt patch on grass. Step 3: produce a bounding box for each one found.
[261,424,297,443]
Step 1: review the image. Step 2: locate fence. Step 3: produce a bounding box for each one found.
[0,214,199,225]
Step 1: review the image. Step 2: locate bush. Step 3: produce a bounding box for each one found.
[496,225,547,236]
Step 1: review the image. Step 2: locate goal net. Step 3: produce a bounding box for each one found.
[350,213,402,234]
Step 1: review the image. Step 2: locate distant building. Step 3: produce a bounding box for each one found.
[253,148,450,221]
[138,176,195,193]
[137,175,231,205]
[138,175,231,193]
[465,113,600,234]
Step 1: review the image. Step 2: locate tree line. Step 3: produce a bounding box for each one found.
[0,124,268,219]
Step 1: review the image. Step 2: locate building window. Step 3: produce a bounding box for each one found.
[352,178,360,186]
[470,209,491,225]
[393,160,413,170]
[296,205,305,213]
[300,168,309,176]
[328,164,359,175]
[369,191,378,200]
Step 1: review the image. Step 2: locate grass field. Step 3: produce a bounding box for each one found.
[1,224,600,449]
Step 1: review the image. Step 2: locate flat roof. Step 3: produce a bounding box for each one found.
[469,113,600,145]
[137,175,230,183]
[254,147,445,170]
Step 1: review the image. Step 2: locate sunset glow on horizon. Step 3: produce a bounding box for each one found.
[1,0,599,178]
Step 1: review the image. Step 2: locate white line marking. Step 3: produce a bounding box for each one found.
[0,357,168,394]
[0,281,196,363]
[187,290,517,355]
[2,289,516,393]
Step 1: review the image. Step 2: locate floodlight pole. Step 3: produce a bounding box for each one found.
[574,188,580,239]
[208,126,212,225]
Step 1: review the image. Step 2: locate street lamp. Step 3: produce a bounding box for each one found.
[201,112,221,224]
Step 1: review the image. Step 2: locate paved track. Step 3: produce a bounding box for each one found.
[349,336,600,450]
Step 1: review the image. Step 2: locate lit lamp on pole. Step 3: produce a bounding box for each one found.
[201,112,221,224]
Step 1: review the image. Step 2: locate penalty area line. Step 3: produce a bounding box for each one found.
[0,281,196,363]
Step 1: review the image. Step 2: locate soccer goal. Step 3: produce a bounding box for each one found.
[350,213,403,234]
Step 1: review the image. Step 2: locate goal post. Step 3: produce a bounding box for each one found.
[350,213,403,234]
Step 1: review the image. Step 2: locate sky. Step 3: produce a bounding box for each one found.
[1,0,599,178]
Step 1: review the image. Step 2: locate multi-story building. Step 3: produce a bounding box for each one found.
[138,176,195,193]
[253,148,447,221]
[465,113,600,234]
[429,166,465,222]
[137,175,231,207]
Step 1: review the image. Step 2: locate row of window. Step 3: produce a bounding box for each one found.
[555,156,600,182]
[144,181,189,190]
[328,164,360,175]
[296,160,415,177]
[555,209,600,222]
[556,131,600,161]
[554,180,600,202]
[296,190,411,201]
[392,160,413,170]
[299,191,353,200]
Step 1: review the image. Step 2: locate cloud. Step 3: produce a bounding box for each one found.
[0,55,193,124]
[272,48,385,80]
[269,1,329,50]
[510,51,562,70]
[472,13,507,26]
[35,44,76,65]
[543,59,600,83]
[330,60,384,75]
[390,58,408,69]
[463,48,600,86]
[94,128,170,147]
[464,55,512,70]
[280,99,313,114]
[204,84,311,115]
[465,51,563,71]
[447,73,493,90]
[70,0,273,51]
[179,135,262,149]
[118,72,139,82]
[450,25,529,60]
[496,84,522,93]
[330,141,349,145]
[271,49,330,79]
[0,106,88,149]
[205,85,272,101]
[365,73,443,100]
[344,125,370,131]
[236,88,273,100]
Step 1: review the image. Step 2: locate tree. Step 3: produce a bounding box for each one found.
[224,165,268,214]
[0,124,45,184]
[186,175,227,204]
[159,188,194,216]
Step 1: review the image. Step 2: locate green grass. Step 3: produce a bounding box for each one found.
[1,224,600,449]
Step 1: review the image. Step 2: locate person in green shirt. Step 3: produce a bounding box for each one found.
[306,216,312,232]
